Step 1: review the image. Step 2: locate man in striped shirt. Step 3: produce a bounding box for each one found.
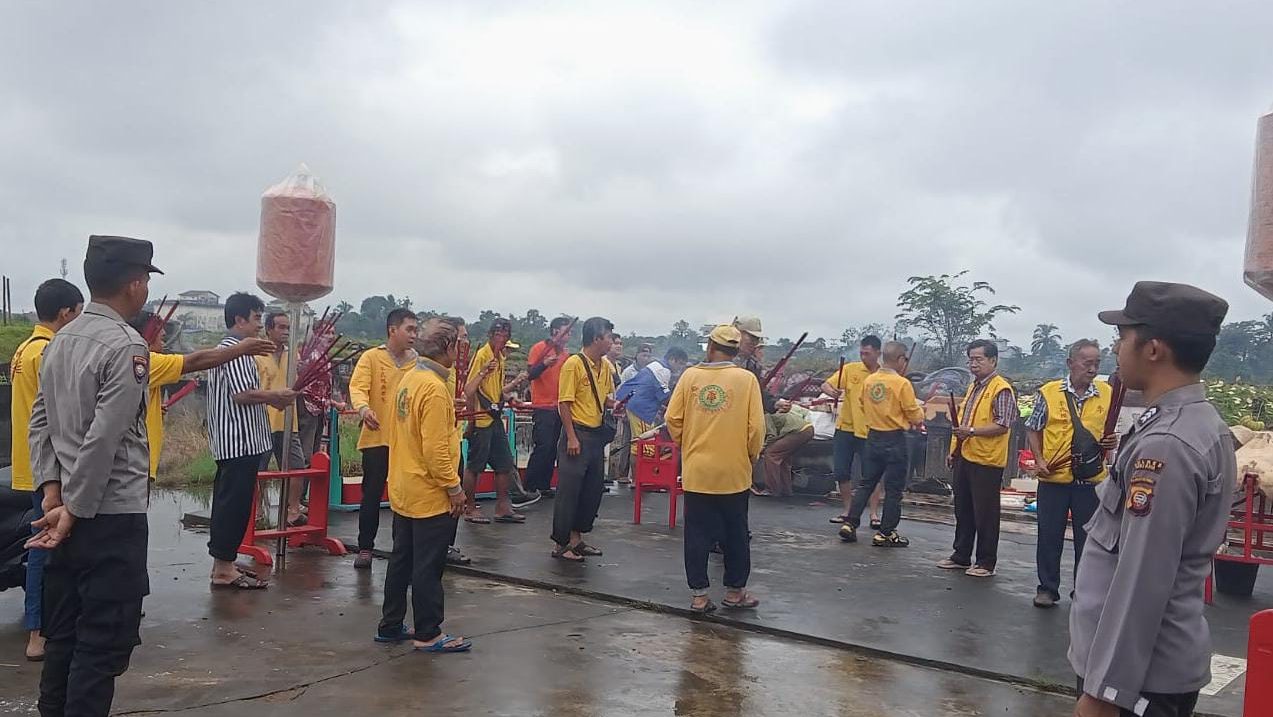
[205,292,296,589]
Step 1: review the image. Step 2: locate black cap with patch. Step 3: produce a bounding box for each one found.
[1098,281,1227,336]
[84,235,163,275]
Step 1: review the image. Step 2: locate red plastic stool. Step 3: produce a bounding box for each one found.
[239,452,348,566]
[1248,610,1273,717]
[633,438,681,527]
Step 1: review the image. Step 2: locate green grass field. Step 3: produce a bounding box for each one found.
[0,320,35,366]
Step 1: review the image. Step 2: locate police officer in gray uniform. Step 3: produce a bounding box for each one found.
[27,236,160,717]
[1069,281,1233,717]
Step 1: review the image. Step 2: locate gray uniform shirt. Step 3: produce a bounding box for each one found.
[1068,383,1234,714]
[28,302,150,518]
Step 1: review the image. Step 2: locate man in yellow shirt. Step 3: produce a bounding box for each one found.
[126,312,274,481]
[376,319,470,653]
[348,308,419,569]
[838,341,924,548]
[821,335,882,526]
[462,317,532,523]
[551,317,617,562]
[9,278,82,661]
[255,312,307,525]
[667,325,764,613]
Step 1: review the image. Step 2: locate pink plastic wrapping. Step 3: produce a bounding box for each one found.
[1244,112,1273,301]
[257,164,336,302]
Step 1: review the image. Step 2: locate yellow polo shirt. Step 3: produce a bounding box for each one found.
[349,345,417,450]
[558,353,615,429]
[256,351,291,432]
[665,362,765,494]
[861,369,924,432]
[388,360,460,519]
[146,353,186,478]
[467,343,505,429]
[8,325,54,491]
[826,361,873,437]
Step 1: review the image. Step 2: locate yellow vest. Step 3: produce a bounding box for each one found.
[1037,380,1110,485]
[950,374,1015,468]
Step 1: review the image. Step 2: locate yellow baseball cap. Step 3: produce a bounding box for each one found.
[709,324,742,348]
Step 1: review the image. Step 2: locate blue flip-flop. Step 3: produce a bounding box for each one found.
[413,634,472,653]
[374,625,415,643]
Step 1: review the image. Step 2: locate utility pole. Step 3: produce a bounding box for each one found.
[59,258,68,279]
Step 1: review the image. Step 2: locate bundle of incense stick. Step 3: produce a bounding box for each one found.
[1102,371,1126,439]
[142,296,180,346]
[294,340,362,392]
[761,332,808,391]
[454,336,471,425]
[162,380,198,411]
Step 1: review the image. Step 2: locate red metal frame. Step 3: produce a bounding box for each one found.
[1205,474,1272,605]
[633,438,681,527]
[239,452,348,566]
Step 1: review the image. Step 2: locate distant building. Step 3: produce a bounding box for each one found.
[178,290,220,306]
[145,291,316,337]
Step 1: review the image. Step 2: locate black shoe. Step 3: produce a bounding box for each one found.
[871,530,909,547]
[540,488,556,498]
[838,525,857,543]
[1033,590,1057,609]
[446,547,472,566]
[511,491,541,509]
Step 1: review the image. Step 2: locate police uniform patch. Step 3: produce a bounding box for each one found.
[1133,458,1165,473]
[1137,407,1159,427]
[132,354,148,383]
[1126,475,1156,516]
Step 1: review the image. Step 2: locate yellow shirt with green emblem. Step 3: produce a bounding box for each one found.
[826,361,873,437]
[861,369,924,432]
[8,325,54,491]
[146,352,186,478]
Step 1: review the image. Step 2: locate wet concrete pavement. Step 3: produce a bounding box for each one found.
[329,487,1269,716]
[0,490,1079,716]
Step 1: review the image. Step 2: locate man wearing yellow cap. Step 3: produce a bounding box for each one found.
[667,325,765,613]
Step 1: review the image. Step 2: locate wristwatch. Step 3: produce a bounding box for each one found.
[969,427,976,437]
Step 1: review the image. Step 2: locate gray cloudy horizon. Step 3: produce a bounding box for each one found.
[2,1,1271,349]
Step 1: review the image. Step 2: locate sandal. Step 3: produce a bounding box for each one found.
[690,599,717,614]
[869,518,882,530]
[829,514,849,524]
[413,634,472,654]
[572,542,603,557]
[493,513,526,524]
[721,592,760,609]
[464,512,491,525]
[750,486,771,497]
[211,574,268,590]
[551,545,585,562]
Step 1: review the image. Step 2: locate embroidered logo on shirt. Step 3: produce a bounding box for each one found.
[132,354,149,383]
[1126,475,1156,517]
[1133,458,1165,474]
[396,387,409,419]
[697,384,729,412]
[867,382,887,403]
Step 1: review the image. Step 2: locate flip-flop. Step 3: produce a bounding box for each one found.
[829,515,848,524]
[552,545,585,562]
[211,574,268,590]
[234,565,261,579]
[721,593,760,609]
[414,634,472,653]
[690,599,717,614]
[493,513,526,524]
[374,625,415,643]
[572,542,602,557]
[464,514,491,525]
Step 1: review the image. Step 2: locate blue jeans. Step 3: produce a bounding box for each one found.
[25,491,46,631]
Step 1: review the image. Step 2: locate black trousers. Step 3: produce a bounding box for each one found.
[359,446,390,550]
[950,459,1003,569]
[683,490,751,594]
[1036,480,1099,600]
[379,511,457,643]
[551,428,606,547]
[40,513,148,717]
[209,454,265,562]
[1076,679,1199,717]
[847,430,908,533]
[525,409,561,492]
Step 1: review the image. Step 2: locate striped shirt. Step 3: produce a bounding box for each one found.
[206,335,272,461]
[961,372,1019,429]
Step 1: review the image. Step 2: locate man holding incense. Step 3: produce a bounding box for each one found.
[126,311,273,481]
[1023,340,1116,609]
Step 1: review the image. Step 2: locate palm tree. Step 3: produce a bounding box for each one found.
[1031,323,1062,358]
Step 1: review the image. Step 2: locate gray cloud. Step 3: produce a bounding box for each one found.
[2,1,1271,353]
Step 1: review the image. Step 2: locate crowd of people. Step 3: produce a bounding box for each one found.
[5,234,1243,717]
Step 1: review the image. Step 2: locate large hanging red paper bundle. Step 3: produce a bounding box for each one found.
[257,164,336,302]
[1244,111,1273,300]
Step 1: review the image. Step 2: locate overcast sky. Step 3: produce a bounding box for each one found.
[2,1,1271,348]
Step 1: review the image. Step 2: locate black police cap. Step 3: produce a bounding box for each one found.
[1098,281,1227,337]
[84,235,163,275]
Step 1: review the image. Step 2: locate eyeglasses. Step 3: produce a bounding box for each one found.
[967,356,991,364]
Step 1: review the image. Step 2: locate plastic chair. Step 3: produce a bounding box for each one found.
[633,438,681,527]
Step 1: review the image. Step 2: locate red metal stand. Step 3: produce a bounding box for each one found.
[1248,610,1273,717]
[633,438,681,527]
[239,452,348,566]
[1205,474,1272,605]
